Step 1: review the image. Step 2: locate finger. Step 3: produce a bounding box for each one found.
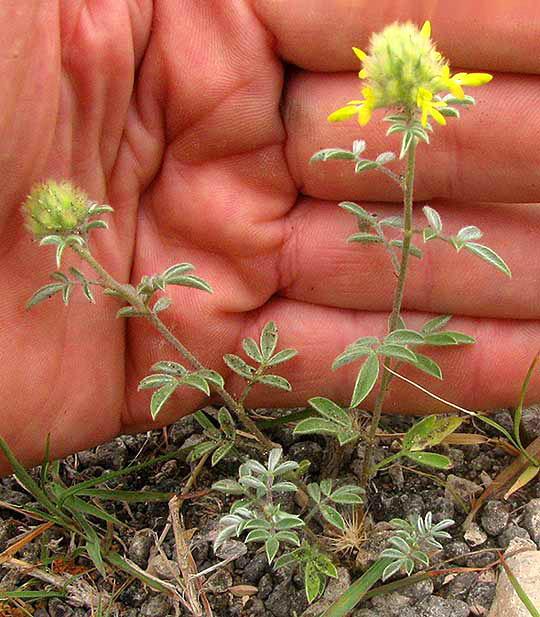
[124,295,540,434]
[283,70,540,203]
[254,0,540,73]
[276,198,540,319]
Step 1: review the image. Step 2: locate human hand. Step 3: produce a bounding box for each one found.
[2,1,539,473]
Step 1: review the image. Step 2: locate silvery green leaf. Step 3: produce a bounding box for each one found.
[423,206,442,233]
[378,344,418,363]
[352,139,366,155]
[307,483,321,504]
[308,397,351,428]
[380,548,407,559]
[330,485,365,504]
[267,447,282,472]
[347,232,383,244]
[349,336,379,347]
[442,94,475,105]
[265,536,280,564]
[244,518,272,530]
[389,536,411,553]
[239,476,267,491]
[293,418,339,436]
[355,160,379,173]
[379,215,404,228]
[337,429,360,446]
[310,148,355,162]
[245,529,271,544]
[408,353,443,379]
[412,550,430,566]
[83,219,108,232]
[151,361,187,376]
[153,296,171,313]
[275,515,303,529]
[267,348,298,367]
[255,374,292,391]
[432,519,454,532]
[275,531,301,545]
[376,151,396,165]
[314,554,338,578]
[243,459,266,475]
[384,329,424,346]
[162,262,195,279]
[334,346,373,368]
[421,315,452,334]
[39,235,63,246]
[423,227,439,242]
[188,441,218,462]
[384,114,408,123]
[65,234,85,246]
[464,242,511,277]
[197,369,225,387]
[223,354,255,379]
[150,382,177,419]
[50,271,68,283]
[382,560,404,581]
[213,525,239,550]
[55,243,67,268]
[212,479,244,495]
[304,561,321,604]
[386,123,407,136]
[181,374,210,396]
[320,505,346,530]
[88,203,114,215]
[116,306,145,318]
[273,460,299,475]
[399,131,415,159]
[218,407,235,439]
[27,283,65,309]
[242,337,263,363]
[350,353,379,407]
[457,225,483,241]
[165,274,213,292]
[422,332,460,346]
[260,321,278,360]
[338,201,376,224]
[61,284,73,305]
[405,451,452,469]
[272,481,297,493]
[211,442,234,466]
[438,106,460,118]
[320,479,333,496]
[82,284,95,304]
[390,239,423,258]
[274,551,301,569]
[138,373,177,390]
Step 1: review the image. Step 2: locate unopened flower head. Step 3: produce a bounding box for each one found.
[328,20,492,127]
[22,180,90,239]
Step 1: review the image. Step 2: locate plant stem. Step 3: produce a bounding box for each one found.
[70,243,274,451]
[360,137,417,489]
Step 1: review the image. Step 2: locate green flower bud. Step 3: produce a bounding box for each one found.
[363,21,445,111]
[22,180,90,238]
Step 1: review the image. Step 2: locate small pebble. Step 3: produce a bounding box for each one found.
[481,500,509,536]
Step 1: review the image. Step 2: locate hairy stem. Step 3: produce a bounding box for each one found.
[70,243,274,451]
[360,137,417,489]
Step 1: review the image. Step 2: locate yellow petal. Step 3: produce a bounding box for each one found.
[358,68,368,79]
[327,105,359,122]
[357,105,372,125]
[430,107,447,125]
[417,87,432,106]
[420,20,431,38]
[448,81,465,99]
[420,103,428,127]
[460,72,493,86]
[352,47,367,62]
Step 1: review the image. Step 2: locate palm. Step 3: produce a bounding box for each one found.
[2,2,540,471]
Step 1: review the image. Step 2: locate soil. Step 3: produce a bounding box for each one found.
[0,407,539,617]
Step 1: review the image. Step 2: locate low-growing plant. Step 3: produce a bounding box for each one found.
[12,15,539,616]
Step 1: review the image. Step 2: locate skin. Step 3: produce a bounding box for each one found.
[1,1,540,474]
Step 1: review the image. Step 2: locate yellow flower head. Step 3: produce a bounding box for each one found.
[22,180,90,239]
[328,20,492,128]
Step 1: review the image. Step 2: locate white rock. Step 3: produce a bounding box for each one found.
[488,539,540,617]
